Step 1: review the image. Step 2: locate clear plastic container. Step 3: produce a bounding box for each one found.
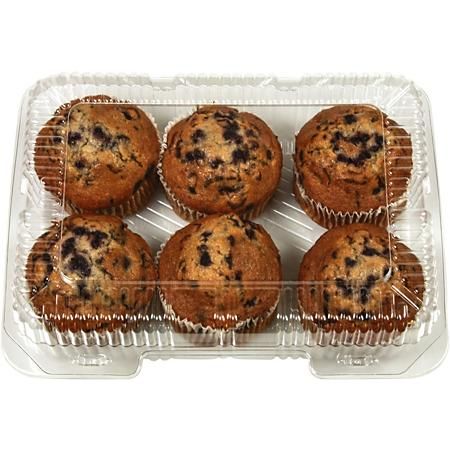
[1,74,447,378]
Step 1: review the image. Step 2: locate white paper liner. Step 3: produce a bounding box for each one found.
[158,287,278,334]
[293,166,407,228]
[157,110,273,222]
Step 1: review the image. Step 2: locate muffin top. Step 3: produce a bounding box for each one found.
[158,214,281,329]
[161,106,282,216]
[298,223,424,330]
[35,95,160,211]
[26,214,156,332]
[295,105,412,212]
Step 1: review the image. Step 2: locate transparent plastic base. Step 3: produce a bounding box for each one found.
[2,74,447,378]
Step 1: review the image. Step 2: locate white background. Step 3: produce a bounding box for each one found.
[0,1,448,448]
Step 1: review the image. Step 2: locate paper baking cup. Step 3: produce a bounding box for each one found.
[299,310,417,347]
[157,112,273,222]
[158,286,278,334]
[31,298,154,347]
[293,167,407,229]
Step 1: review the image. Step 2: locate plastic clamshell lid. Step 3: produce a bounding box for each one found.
[1,74,447,378]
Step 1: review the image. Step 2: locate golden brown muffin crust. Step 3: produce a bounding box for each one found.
[298,223,424,333]
[26,214,156,332]
[35,95,160,211]
[159,214,281,329]
[162,106,282,216]
[295,105,412,213]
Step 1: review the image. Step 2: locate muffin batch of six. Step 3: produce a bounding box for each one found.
[27,96,424,335]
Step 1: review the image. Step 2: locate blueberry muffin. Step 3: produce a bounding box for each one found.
[158,213,282,331]
[160,106,282,220]
[298,223,424,334]
[34,95,160,216]
[26,214,156,333]
[294,105,412,228]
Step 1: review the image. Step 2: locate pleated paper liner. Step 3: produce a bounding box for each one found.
[300,310,421,347]
[158,285,278,331]
[293,168,408,229]
[26,295,155,347]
